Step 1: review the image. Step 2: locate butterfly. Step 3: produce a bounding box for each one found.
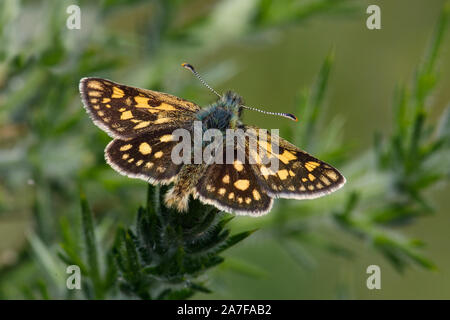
[79,63,345,216]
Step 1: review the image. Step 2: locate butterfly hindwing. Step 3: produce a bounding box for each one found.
[80,77,200,139]
[105,127,186,184]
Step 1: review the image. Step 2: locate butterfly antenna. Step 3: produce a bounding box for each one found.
[182,63,222,98]
[241,105,298,122]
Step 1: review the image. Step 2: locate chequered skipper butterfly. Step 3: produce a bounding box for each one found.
[79,64,345,216]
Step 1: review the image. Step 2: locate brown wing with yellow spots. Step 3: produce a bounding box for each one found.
[105,127,186,185]
[80,77,200,139]
[245,126,346,199]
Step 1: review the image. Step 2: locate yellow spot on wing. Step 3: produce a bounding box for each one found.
[326,170,339,181]
[305,161,320,172]
[160,134,173,142]
[136,160,143,166]
[261,166,276,178]
[120,144,132,151]
[88,91,101,97]
[145,162,153,168]
[218,188,226,195]
[245,197,252,204]
[154,151,163,158]
[122,154,129,160]
[121,110,133,120]
[302,178,308,182]
[228,192,235,200]
[139,142,152,155]
[252,189,261,200]
[87,81,103,90]
[233,160,244,172]
[112,87,124,98]
[234,179,250,191]
[102,98,111,103]
[135,96,149,108]
[154,117,171,124]
[308,173,316,181]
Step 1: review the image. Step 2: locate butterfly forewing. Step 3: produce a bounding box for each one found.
[80,77,200,139]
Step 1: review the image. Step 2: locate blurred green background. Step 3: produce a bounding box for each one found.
[0,0,449,299]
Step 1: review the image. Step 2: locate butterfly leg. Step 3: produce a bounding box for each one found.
[164,164,206,212]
